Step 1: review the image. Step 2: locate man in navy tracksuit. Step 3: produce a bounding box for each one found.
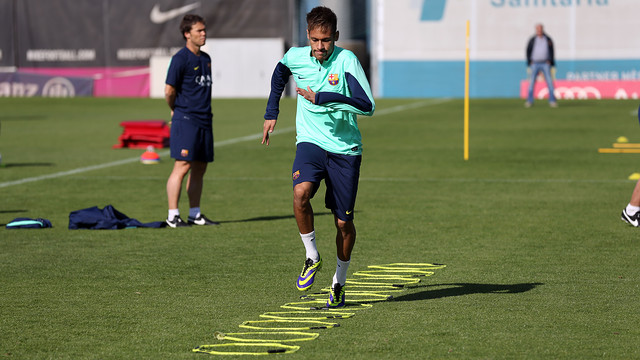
[164,14,218,228]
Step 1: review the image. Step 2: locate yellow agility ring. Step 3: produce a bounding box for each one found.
[239,319,339,331]
[260,311,355,320]
[346,278,422,286]
[199,261,446,356]
[353,269,434,277]
[192,342,300,355]
[280,300,373,311]
[368,263,446,270]
[301,290,393,303]
[214,331,319,343]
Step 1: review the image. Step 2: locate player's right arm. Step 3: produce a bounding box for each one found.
[165,54,183,119]
[165,84,176,117]
[262,61,292,145]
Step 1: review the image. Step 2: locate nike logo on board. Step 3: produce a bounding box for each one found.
[150,2,201,24]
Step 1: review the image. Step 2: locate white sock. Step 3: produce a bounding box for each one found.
[168,209,180,221]
[189,207,201,219]
[300,231,319,262]
[626,204,640,215]
[332,257,350,286]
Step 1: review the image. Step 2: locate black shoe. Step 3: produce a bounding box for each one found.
[166,216,191,228]
[187,214,220,226]
[621,209,640,227]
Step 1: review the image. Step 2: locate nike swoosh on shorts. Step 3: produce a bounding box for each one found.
[150,2,201,24]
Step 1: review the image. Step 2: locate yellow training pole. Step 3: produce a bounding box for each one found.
[598,148,640,154]
[613,143,640,148]
[464,20,470,161]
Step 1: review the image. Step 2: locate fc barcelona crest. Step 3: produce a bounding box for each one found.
[328,74,339,86]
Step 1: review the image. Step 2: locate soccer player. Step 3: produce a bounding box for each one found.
[621,105,640,227]
[261,6,375,308]
[164,14,219,228]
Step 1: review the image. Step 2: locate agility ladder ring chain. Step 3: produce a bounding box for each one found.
[192,262,445,356]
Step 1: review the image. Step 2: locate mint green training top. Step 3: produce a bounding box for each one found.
[264,46,375,155]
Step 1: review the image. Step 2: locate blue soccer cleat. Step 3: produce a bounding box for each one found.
[296,256,322,291]
[326,282,345,308]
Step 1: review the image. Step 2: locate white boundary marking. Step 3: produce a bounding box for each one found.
[372,98,451,117]
[0,100,448,189]
[66,176,632,184]
[0,128,296,189]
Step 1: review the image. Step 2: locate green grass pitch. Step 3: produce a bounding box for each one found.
[1,97,640,359]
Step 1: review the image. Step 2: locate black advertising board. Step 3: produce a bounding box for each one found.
[6,0,293,67]
[0,0,15,67]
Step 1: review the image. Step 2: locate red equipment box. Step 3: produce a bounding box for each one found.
[113,120,170,149]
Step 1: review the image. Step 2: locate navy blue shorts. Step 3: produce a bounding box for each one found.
[292,142,362,221]
[169,115,214,162]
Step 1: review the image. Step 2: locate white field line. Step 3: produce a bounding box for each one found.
[0,127,296,189]
[0,100,448,189]
[67,176,633,185]
[372,98,451,117]
[361,177,632,184]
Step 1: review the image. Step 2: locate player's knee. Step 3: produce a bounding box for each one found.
[335,218,355,233]
[172,161,191,176]
[293,186,312,208]
[190,161,207,176]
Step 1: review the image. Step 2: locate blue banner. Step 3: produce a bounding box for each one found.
[0,72,93,97]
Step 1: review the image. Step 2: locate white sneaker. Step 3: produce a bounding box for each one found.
[166,216,190,228]
[187,214,220,226]
[621,209,640,227]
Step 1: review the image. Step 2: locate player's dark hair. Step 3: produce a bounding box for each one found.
[180,14,205,40]
[306,6,337,34]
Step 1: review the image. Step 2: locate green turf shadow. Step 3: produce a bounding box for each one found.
[392,282,543,302]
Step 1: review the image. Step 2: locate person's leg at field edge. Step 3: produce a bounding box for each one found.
[621,179,640,226]
[630,180,640,206]
[186,160,207,210]
[625,180,640,211]
[167,160,192,217]
[621,108,640,225]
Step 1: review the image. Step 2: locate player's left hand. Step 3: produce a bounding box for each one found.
[296,86,316,104]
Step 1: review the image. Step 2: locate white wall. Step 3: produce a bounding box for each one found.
[149,56,170,99]
[371,0,640,98]
[150,38,284,99]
